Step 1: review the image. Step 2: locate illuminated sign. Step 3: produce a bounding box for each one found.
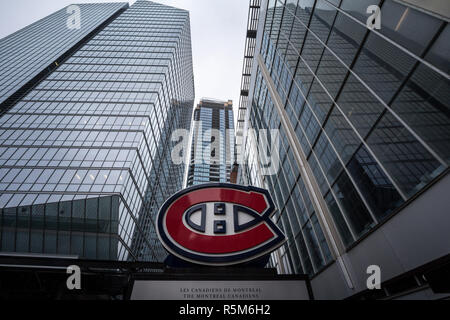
[156,183,286,266]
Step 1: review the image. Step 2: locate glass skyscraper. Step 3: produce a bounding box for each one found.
[238,0,449,299]
[0,0,195,263]
[187,99,235,186]
[0,2,128,109]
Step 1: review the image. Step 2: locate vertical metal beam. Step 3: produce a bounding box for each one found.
[257,53,354,289]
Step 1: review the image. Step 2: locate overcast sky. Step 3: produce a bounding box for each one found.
[0,0,248,120]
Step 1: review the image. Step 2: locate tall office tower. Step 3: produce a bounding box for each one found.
[237,0,449,299]
[0,0,195,263]
[186,99,235,186]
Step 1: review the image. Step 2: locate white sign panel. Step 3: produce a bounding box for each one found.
[131,280,310,300]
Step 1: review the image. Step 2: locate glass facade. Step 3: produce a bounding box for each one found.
[239,0,449,276]
[187,99,235,186]
[0,2,128,107]
[0,0,195,262]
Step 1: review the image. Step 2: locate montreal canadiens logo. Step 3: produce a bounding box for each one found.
[156,183,286,266]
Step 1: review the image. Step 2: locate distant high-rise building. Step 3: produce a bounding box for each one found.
[0,0,195,263]
[237,0,449,299]
[187,99,235,186]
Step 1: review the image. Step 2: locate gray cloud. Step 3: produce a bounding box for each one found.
[0,0,248,123]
